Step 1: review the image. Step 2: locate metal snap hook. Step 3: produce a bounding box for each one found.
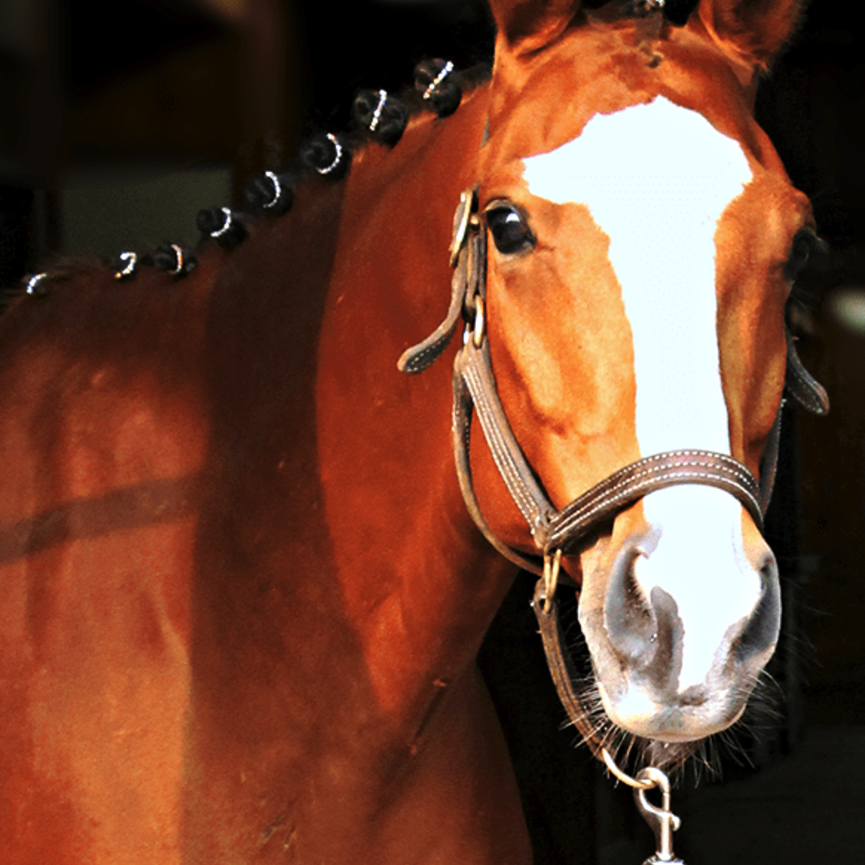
[633,767,686,865]
[449,188,475,267]
[600,752,686,864]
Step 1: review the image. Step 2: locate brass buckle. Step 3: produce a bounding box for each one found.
[542,548,563,613]
[449,188,476,268]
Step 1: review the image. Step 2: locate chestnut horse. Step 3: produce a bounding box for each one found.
[0,1,828,862]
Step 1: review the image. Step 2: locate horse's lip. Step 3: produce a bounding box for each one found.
[594,679,748,743]
[642,702,747,743]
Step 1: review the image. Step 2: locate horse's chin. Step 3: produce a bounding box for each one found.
[592,671,749,743]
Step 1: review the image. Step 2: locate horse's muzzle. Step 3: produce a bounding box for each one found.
[580,487,781,742]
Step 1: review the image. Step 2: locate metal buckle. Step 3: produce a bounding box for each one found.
[542,548,563,612]
[449,188,476,268]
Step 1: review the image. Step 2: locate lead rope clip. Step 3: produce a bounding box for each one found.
[602,750,686,865]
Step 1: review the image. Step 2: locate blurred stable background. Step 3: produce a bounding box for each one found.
[1,1,863,863]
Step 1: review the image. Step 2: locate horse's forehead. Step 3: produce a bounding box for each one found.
[521,96,754,218]
[521,97,756,461]
[485,19,762,175]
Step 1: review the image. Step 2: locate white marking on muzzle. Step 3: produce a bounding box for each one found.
[524,97,759,692]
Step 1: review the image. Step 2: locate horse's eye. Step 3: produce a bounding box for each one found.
[486,203,534,255]
[785,228,818,281]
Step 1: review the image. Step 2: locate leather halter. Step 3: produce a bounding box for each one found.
[399,188,829,754]
[399,189,829,574]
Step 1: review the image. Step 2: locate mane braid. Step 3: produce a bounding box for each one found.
[6,58,490,311]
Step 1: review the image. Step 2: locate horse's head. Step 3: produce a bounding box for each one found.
[460,0,826,761]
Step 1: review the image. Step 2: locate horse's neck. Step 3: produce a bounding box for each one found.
[0,117,524,856]
[0,79,514,746]
[311,83,516,722]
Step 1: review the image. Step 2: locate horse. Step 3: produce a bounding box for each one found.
[0,0,829,862]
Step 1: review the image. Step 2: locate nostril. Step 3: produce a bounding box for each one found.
[604,540,658,667]
[759,551,779,584]
[735,550,781,662]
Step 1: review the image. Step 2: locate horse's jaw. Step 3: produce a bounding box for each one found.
[575,485,781,746]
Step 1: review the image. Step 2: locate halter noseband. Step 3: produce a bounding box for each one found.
[399,188,829,577]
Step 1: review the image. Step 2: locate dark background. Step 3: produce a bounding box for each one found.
[1,2,862,862]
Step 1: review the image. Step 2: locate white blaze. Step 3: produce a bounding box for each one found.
[523,97,760,691]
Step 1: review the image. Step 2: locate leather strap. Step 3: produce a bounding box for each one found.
[532,578,605,758]
[457,338,555,543]
[397,190,478,374]
[453,344,549,576]
[785,328,830,416]
[544,450,763,552]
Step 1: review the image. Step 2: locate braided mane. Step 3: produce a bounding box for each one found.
[5,59,490,315]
